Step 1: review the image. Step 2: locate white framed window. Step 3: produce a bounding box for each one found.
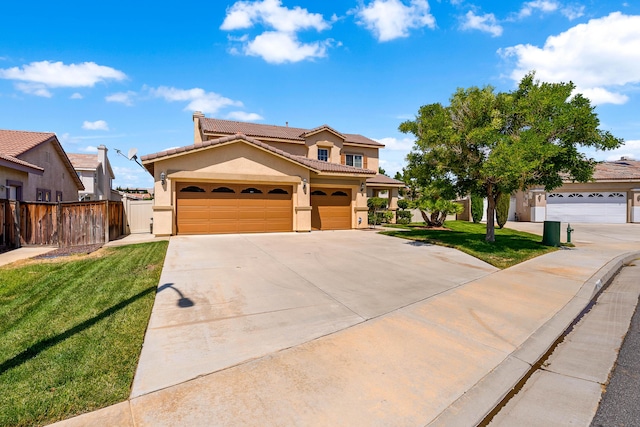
[318,148,329,162]
[346,154,363,168]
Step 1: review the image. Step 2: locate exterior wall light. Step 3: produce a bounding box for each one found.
[360,182,365,192]
[302,178,307,192]
[160,172,166,185]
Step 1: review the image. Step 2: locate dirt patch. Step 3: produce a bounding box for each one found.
[33,244,104,259]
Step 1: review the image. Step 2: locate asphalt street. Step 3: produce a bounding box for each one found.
[591,263,640,427]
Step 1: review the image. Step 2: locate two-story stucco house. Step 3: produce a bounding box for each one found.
[141,113,404,235]
[67,145,120,201]
[0,130,83,202]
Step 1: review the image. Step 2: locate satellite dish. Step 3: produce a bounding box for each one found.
[127,147,138,160]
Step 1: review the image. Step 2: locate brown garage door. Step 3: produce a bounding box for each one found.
[311,188,352,230]
[177,183,293,234]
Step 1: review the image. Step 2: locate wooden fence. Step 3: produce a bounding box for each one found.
[1,199,124,249]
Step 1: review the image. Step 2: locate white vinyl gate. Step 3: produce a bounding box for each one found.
[546,192,627,223]
[125,199,154,233]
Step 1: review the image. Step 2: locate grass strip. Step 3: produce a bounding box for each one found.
[0,241,168,427]
[381,221,557,269]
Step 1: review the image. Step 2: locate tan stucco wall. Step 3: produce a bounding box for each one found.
[305,130,344,163]
[17,141,80,201]
[344,145,379,172]
[150,141,313,235]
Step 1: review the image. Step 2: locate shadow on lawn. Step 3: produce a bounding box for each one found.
[0,286,156,375]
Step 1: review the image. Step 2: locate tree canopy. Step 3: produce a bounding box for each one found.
[400,72,622,242]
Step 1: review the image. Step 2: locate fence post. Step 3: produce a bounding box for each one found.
[105,200,110,244]
[57,202,62,248]
[14,201,21,249]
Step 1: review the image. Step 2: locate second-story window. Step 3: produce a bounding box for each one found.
[346,154,363,168]
[318,148,329,162]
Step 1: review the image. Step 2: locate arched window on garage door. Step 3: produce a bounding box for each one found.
[311,190,327,196]
[331,191,349,196]
[180,185,205,192]
[268,188,289,194]
[212,186,235,193]
[241,187,263,194]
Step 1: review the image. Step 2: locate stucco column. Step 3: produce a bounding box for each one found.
[530,189,546,222]
[631,189,640,223]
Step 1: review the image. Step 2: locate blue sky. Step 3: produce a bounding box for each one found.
[2,0,639,188]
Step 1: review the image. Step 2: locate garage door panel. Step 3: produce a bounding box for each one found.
[311,188,352,230]
[177,183,292,234]
[546,192,627,223]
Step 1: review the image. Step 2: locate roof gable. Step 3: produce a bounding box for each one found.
[0,129,56,156]
[67,153,100,170]
[199,118,383,147]
[141,134,376,177]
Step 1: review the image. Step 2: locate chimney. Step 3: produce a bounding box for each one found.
[97,145,107,200]
[286,121,288,127]
[193,111,205,143]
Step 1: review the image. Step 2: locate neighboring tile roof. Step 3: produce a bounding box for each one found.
[0,129,84,189]
[67,153,99,169]
[366,174,406,186]
[199,118,384,147]
[141,134,377,176]
[0,129,56,156]
[592,160,640,180]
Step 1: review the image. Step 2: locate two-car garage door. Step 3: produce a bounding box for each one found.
[177,183,293,234]
[546,192,627,223]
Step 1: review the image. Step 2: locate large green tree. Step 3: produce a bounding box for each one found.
[400,72,622,242]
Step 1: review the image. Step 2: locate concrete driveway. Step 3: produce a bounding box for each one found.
[131,230,497,397]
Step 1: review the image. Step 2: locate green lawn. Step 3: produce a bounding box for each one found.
[0,241,168,427]
[381,221,556,269]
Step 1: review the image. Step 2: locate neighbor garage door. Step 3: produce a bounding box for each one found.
[311,188,352,230]
[546,192,627,223]
[177,183,293,234]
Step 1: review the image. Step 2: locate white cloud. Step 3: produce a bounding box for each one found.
[500,12,640,105]
[149,86,243,114]
[70,92,83,99]
[82,120,110,131]
[112,165,153,189]
[561,4,584,20]
[0,61,126,97]
[461,11,503,37]
[106,90,136,106]
[221,0,330,33]
[244,31,331,63]
[353,0,436,42]
[517,0,559,19]
[81,145,99,153]
[14,82,52,97]
[375,136,415,151]
[595,140,640,161]
[225,111,264,121]
[221,0,334,63]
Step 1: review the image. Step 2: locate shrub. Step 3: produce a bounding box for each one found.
[367,197,388,210]
[397,210,412,224]
[471,194,484,223]
[397,199,409,210]
[496,192,510,229]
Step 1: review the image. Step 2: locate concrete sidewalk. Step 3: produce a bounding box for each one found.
[50,225,640,426]
[0,246,55,267]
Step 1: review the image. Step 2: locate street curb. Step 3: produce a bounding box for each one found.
[428,250,640,427]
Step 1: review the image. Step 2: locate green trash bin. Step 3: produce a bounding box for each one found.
[542,220,561,246]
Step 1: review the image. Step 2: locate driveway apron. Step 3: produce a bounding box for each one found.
[131,230,497,397]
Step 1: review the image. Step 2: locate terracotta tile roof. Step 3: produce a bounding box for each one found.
[592,160,640,180]
[199,118,384,147]
[141,134,376,176]
[67,153,99,169]
[0,129,56,156]
[366,174,406,186]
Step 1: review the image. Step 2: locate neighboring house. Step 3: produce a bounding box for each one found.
[141,112,404,235]
[513,158,640,224]
[67,145,120,201]
[0,129,83,202]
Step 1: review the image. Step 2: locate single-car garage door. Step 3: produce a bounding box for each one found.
[177,183,293,234]
[546,192,627,223]
[311,188,352,230]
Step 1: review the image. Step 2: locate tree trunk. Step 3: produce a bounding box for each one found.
[486,186,496,242]
[419,209,434,227]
